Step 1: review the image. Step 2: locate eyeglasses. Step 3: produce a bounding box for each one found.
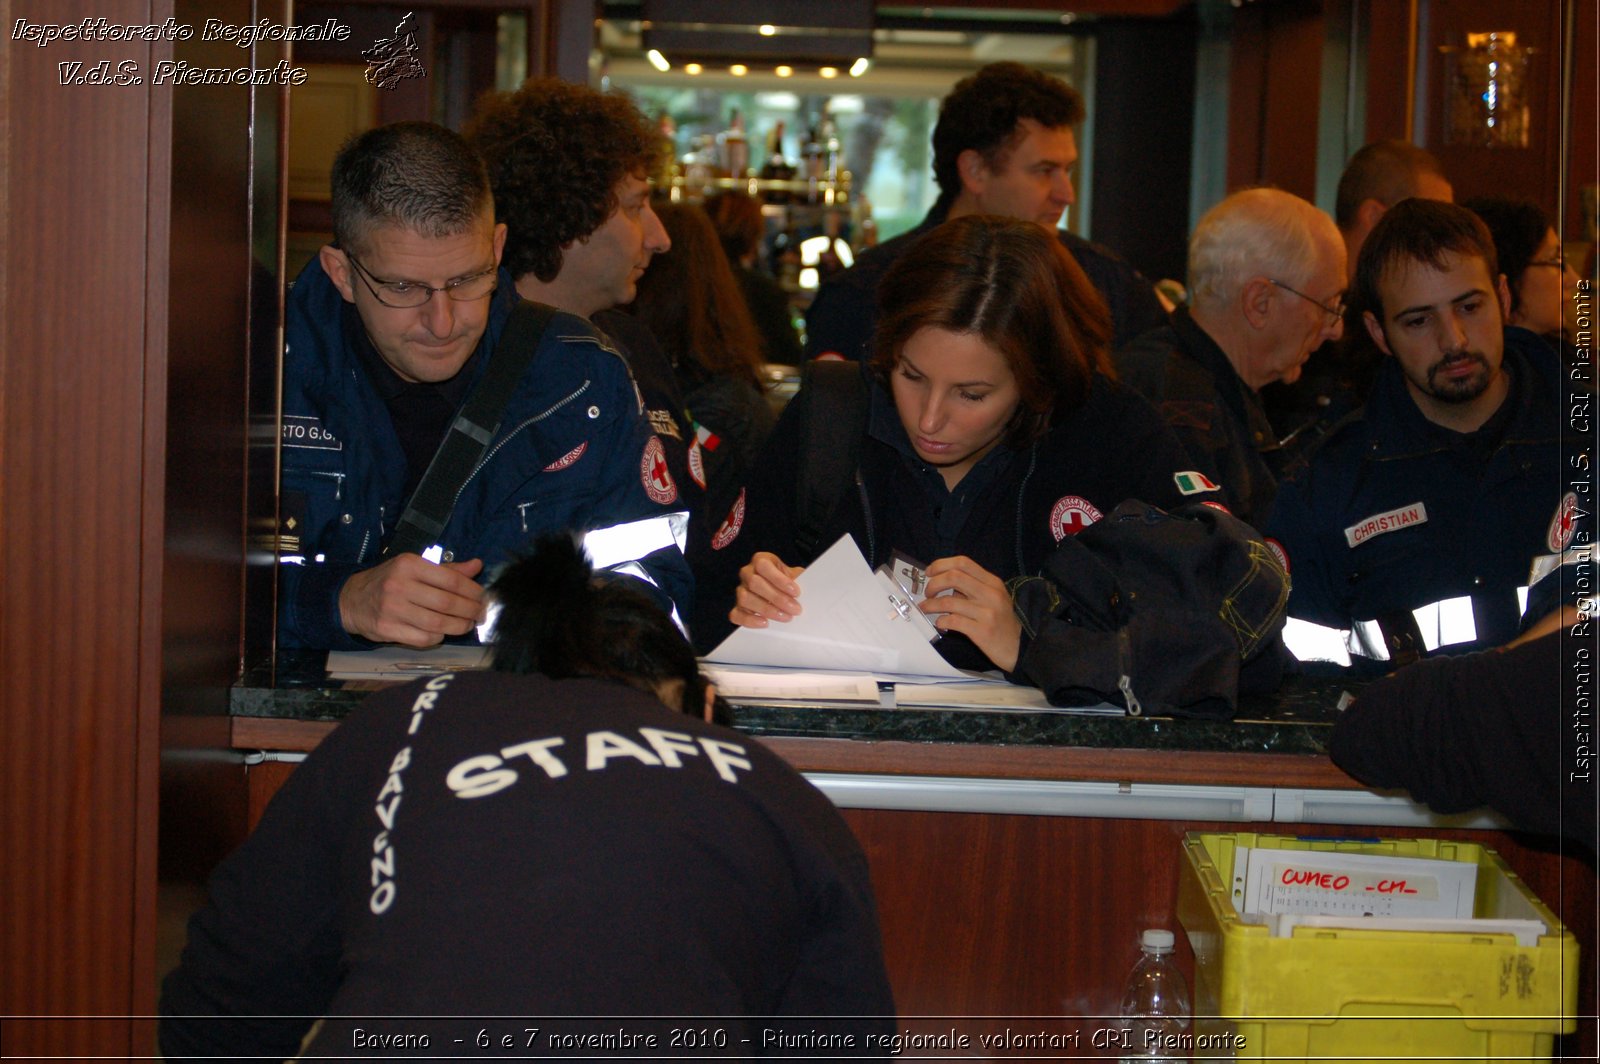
[345,253,497,308]
[1270,279,1345,327]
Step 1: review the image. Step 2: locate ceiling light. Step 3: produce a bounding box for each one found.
[729,63,748,76]
[849,57,870,77]
[758,24,776,36]
[645,49,670,72]
[819,66,838,78]
[685,62,702,75]
[775,65,793,77]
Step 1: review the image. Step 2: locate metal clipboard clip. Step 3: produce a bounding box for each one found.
[874,567,941,643]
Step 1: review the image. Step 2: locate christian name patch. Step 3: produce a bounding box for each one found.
[1345,501,1427,548]
[640,435,677,504]
[1049,495,1103,541]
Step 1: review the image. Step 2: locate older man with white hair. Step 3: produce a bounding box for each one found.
[1116,187,1346,527]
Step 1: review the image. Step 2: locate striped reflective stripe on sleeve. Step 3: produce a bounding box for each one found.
[581,511,690,569]
[1411,595,1476,652]
[1528,544,1593,588]
[1281,617,1353,667]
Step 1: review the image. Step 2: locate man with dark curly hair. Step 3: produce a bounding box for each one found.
[806,61,1166,361]
[466,78,700,532]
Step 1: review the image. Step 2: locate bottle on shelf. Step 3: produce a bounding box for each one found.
[759,121,795,203]
[1118,928,1191,1063]
[720,108,749,178]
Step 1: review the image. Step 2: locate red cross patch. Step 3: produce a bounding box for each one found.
[711,489,746,550]
[1048,495,1103,541]
[640,436,677,504]
[1264,536,1290,577]
[687,439,708,490]
[542,442,587,473]
[1548,491,1580,553]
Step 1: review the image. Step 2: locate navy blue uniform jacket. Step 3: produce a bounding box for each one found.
[278,261,693,649]
[693,367,1192,667]
[805,204,1167,361]
[1265,331,1572,653]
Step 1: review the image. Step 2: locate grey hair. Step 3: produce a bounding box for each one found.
[330,122,492,256]
[1187,188,1340,312]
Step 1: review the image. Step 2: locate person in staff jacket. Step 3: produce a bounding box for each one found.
[694,215,1193,674]
[276,122,690,651]
[804,61,1165,363]
[161,534,896,1059]
[1264,199,1577,673]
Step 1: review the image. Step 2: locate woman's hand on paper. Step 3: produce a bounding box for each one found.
[731,552,806,628]
[919,555,1022,672]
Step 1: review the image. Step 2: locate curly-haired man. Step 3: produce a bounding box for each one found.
[466,78,700,530]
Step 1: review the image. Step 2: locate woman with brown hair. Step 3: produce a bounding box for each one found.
[703,190,804,365]
[631,202,776,523]
[694,215,1193,672]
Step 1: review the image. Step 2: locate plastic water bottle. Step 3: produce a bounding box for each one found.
[1118,928,1191,1063]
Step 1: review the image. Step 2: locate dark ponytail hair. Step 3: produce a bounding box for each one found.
[488,534,728,723]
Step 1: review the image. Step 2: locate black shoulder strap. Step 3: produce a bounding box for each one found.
[384,300,557,558]
[792,359,870,560]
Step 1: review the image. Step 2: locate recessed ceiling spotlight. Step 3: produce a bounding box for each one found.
[645,49,670,72]
[849,57,870,77]
[819,66,838,78]
[729,63,749,76]
[775,65,793,77]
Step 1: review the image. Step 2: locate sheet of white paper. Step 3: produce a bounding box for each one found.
[327,644,491,680]
[893,681,1123,714]
[705,535,973,681]
[701,664,882,703]
[1239,847,1478,920]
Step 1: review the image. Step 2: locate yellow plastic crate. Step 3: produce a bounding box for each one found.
[1176,831,1579,1062]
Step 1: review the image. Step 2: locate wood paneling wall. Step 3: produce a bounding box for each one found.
[0,1,173,1055]
[1226,0,1327,200]
[1091,14,1198,283]
[1426,0,1568,221]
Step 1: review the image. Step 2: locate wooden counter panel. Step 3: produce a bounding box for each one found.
[758,735,1356,790]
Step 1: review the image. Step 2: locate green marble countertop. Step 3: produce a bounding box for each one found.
[235,651,1357,757]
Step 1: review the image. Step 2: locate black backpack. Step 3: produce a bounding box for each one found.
[789,359,871,560]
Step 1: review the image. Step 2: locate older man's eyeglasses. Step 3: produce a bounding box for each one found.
[1270,279,1345,327]
[346,253,497,309]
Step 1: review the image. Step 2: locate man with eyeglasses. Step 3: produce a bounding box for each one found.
[277,122,692,650]
[1265,199,1574,671]
[1116,187,1347,528]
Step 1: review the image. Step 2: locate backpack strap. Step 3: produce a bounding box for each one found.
[791,359,870,560]
[383,300,557,558]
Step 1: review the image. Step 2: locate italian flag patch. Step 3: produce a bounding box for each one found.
[1173,470,1220,495]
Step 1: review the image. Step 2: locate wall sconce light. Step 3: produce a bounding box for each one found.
[1440,31,1534,148]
